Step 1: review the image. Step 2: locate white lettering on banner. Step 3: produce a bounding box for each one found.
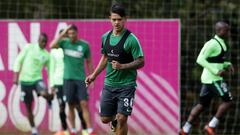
[8,85,46,132]
[54,22,67,38]
[31,23,40,44]
[0,55,4,71]
[8,23,40,70]
[0,81,7,128]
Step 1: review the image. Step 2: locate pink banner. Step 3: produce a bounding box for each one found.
[0,20,180,135]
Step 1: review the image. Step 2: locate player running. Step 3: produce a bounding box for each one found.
[180,21,234,135]
[13,33,53,135]
[85,3,144,135]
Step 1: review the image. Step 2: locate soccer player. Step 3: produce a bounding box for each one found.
[85,3,144,135]
[49,29,88,135]
[13,33,53,135]
[180,21,234,135]
[50,25,96,135]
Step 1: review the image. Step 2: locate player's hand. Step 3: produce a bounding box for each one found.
[228,64,234,74]
[217,69,225,77]
[60,25,72,37]
[85,74,96,87]
[111,60,124,70]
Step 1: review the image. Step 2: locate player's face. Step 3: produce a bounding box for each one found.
[68,29,77,42]
[222,25,230,38]
[38,35,47,49]
[110,13,126,33]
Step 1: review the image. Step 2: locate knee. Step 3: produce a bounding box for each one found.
[68,103,75,110]
[116,114,128,126]
[80,101,88,110]
[101,117,112,124]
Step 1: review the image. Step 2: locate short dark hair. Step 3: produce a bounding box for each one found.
[69,24,78,32]
[110,3,126,17]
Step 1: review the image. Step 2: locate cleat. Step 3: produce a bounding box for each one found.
[179,129,188,135]
[82,129,89,135]
[204,125,216,135]
[111,119,117,132]
[89,131,97,135]
[70,132,76,135]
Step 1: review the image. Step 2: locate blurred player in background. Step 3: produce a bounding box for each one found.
[85,3,144,135]
[49,29,88,135]
[50,25,95,135]
[180,21,234,135]
[13,33,53,135]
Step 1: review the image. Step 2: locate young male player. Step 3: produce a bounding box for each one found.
[85,3,144,135]
[50,25,96,135]
[49,29,88,135]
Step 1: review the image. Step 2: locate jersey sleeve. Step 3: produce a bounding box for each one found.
[13,44,31,72]
[125,34,144,59]
[196,41,219,75]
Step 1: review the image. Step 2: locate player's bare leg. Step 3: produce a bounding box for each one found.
[25,102,38,135]
[180,104,204,134]
[204,101,234,135]
[80,100,96,134]
[187,104,204,122]
[25,102,35,128]
[68,103,77,134]
[115,113,128,135]
[215,101,233,118]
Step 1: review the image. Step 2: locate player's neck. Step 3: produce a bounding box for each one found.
[113,28,125,36]
[70,38,78,44]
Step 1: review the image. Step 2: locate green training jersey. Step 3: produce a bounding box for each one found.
[101,29,144,87]
[196,35,231,84]
[13,44,49,84]
[49,48,64,87]
[59,38,90,80]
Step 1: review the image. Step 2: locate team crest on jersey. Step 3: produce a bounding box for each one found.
[77,46,83,51]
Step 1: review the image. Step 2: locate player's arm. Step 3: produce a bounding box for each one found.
[112,57,144,70]
[112,35,144,70]
[50,25,71,48]
[86,57,94,74]
[196,42,222,75]
[13,45,30,84]
[85,44,94,74]
[85,54,108,86]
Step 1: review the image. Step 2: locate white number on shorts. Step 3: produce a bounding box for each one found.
[123,98,129,107]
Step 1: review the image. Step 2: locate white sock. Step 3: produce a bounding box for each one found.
[182,122,192,133]
[87,128,93,133]
[209,117,219,128]
[32,127,38,134]
[71,128,77,133]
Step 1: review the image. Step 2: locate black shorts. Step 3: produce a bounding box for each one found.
[63,79,88,104]
[100,85,136,117]
[199,81,233,106]
[20,80,47,104]
[54,85,65,106]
